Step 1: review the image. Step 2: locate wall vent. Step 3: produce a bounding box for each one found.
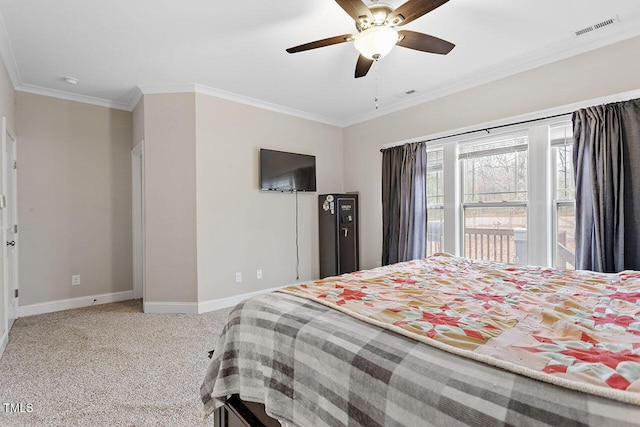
[574,16,619,37]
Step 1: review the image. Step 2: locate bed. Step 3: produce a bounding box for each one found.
[201,254,640,426]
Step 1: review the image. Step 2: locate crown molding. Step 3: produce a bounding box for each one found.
[126,86,144,111]
[16,84,132,111]
[0,8,21,87]
[341,22,640,127]
[381,88,640,150]
[193,84,343,127]
[138,84,197,95]
[139,83,343,127]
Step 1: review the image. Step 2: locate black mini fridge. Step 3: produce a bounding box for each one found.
[318,193,359,278]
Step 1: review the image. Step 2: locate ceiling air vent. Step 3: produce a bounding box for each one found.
[574,16,619,37]
[395,89,417,99]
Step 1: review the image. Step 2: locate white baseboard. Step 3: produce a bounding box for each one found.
[143,301,198,314]
[197,285,285,314]
[141,285,287,315]
[19,290,134,317]
[0,329,7,359]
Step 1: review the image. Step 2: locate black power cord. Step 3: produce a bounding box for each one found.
[295,190,300,281]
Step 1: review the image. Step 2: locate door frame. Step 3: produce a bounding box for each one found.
[132,141,145,301]
[2,116,18,341]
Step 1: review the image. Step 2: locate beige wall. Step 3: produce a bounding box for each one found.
[344,35,640,270]
[143,93,197,303]
[16,92,133,305]
[195,94,344,301]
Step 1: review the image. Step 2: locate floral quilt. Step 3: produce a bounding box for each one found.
[279,254,640,404]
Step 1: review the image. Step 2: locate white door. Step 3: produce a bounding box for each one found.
[2,117,18,329]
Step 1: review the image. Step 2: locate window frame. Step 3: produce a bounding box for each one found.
[425,146,445,255]
[457,131,530,264]
[549,121,576,269]
[416,115,575,267]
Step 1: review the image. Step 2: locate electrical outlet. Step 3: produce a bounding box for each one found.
[257,269,263,279]
[72,275,81,286]
[235,272,242,283]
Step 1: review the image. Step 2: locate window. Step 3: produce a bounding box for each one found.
[426,148,444,255]
[550,123,576,270]
[459,133,528,264]
[416,116,577,268]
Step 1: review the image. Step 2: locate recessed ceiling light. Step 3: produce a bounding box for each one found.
[62,76,79,85]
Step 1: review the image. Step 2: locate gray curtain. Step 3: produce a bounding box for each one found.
[573,98,640,272]
[381,142,427,265]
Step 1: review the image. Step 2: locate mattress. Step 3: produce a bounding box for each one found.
[201,290,640,426]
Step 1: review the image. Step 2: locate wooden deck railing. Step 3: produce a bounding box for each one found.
[427,239,443,255]
[428,226,576,269]
[557,231,575,270]
[464,227,515,264]
[427,225,516,263]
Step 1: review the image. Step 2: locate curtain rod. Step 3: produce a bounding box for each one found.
[380,112,571,152]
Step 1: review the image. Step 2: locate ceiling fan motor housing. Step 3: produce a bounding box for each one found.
[356,3,394,31]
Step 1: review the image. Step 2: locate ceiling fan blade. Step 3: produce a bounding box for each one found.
[397,30,455,54]
[355,55,374,78]
[387,0,450,26]
[286,34,353,53]
[335,0,373,26]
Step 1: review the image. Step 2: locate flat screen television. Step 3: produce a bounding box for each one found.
[260,149,317,192]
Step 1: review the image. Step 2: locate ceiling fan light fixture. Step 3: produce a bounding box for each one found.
[354,26,398,60]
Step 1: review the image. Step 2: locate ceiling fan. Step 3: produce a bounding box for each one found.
[286,0,455,78]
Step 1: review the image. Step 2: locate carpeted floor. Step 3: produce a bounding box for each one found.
[0,299,232,426]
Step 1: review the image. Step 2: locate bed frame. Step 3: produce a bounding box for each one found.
[214,395,280,427]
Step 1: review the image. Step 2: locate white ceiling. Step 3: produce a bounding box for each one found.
[1,0,639,126]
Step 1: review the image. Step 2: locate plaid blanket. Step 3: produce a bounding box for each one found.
[201,292,640,426]
[280,254,640,404]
